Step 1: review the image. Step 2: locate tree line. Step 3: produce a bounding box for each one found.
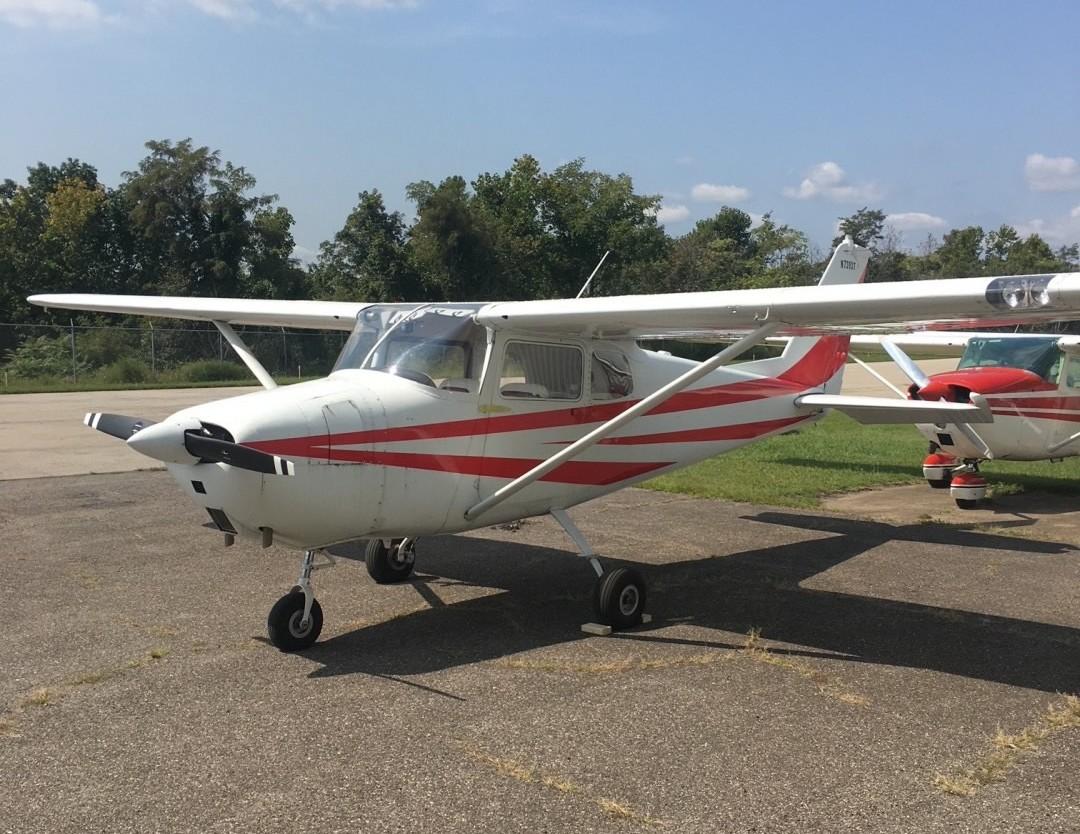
[2,139,1078,370]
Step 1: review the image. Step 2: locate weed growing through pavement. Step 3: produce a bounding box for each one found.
[933,695,1080,797]
[741,629,870,707]
[457,742,662,826]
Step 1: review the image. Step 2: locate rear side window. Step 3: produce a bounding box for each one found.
[591,349,633,399]
[500,341,583,400]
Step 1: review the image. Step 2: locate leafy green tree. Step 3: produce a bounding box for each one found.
[310,190,420,301]
[407,175,501,300]
[833,207,885,250]
[933,226,984,277]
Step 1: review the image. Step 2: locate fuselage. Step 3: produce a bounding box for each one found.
[913,338,1080,461]
[159,332,848,549]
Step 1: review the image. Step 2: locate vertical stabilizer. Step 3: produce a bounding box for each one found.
[778,236,870,391]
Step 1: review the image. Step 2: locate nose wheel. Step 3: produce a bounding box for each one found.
[267,548,334,652]
[267,591,323,651]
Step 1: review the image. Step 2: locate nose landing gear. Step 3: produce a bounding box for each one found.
[267,548,335,651]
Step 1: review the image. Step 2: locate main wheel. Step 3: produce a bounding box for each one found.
[955,498,979,510]
[267,591,323,652]
[593,567,647,629]
[365,538,415,584]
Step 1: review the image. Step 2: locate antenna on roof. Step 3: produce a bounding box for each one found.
[576,250,611,299]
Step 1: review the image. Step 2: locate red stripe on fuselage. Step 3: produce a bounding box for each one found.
[991,408,1080,423]
[989,395,1080,411]
[311,450,671,486]
[584,415,812,445]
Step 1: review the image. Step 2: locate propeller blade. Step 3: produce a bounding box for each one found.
[184,431,295,476]
[880,340,930,390]
[84,412,156,440]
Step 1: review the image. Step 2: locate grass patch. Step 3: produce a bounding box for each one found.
[741,629,869,707]
[459,742,660,826]
[933,694,1080,797]
[20,687,59,708]
[496,651,728,676]
[644,412,1080,508]
[0,374,317,395]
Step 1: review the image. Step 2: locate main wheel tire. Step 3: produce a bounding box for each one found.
[365,538,415,584]
[593,567,647,629]
[927,478,951,490]
[955,498,979,510]
[267,591,323,652]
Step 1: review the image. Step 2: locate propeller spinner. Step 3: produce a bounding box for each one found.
[84,412,295,476]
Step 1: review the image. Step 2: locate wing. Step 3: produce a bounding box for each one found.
[849,331,1080,350]
[26,294,368,331]
[795,393,994,425]
[477,271,1080,339]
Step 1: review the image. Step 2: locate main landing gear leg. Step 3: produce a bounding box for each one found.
[267,548,334,651]
[550,508,647,630]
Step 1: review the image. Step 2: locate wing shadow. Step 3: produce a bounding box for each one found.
[302,514,1080,694]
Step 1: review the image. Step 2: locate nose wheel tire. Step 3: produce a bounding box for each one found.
[593,567,647,629]
[267,591,323,652]
[365,538,416,584]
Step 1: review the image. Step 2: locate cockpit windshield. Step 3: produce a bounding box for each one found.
[333,303,488,391]
[957,336,1061,381]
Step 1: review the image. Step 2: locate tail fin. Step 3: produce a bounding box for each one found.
[778,237,870,391]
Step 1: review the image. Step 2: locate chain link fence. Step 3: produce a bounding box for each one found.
[0,322,349,389]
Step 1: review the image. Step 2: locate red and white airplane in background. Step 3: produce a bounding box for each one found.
[850,329,1080,508]
[28,239,1080,651]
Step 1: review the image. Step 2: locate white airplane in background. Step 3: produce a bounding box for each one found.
[28,238,1080,651]
[848,329,1080,508]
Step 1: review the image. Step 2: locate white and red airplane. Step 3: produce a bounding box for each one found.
[849,329,1080,508]
[28,239,1080,650]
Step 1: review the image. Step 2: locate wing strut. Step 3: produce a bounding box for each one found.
[463,321,781,521]
[213,320,277,390]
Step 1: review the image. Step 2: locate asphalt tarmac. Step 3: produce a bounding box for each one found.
[3,466,1079,833]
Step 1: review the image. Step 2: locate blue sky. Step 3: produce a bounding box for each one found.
[2,0,1079,261]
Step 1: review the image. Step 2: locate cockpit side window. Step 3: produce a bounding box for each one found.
[500,341,583,400]
[333,304,487,393]
[591,349,633,399]
[957,337,1060,380]
[1063,355,1080,389]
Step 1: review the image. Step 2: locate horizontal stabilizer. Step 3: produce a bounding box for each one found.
[794,394,994,425]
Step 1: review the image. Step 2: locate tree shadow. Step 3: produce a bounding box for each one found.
[303,515,1080,694]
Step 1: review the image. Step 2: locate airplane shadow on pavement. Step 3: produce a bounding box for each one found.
[305,512,1080,695]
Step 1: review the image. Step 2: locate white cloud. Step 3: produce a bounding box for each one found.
[1016,207,1080,247]
[0,0,101,27]
[185,0,416,21]
[646,204,690,225]
[783,161,882,202]
[747,211,765,229]
[691,182,750,203]
[188,0,255,20]
[1025,153,1080,192]
[885,212,946,232]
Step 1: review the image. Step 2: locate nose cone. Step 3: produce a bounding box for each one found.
[127,416,202,464]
